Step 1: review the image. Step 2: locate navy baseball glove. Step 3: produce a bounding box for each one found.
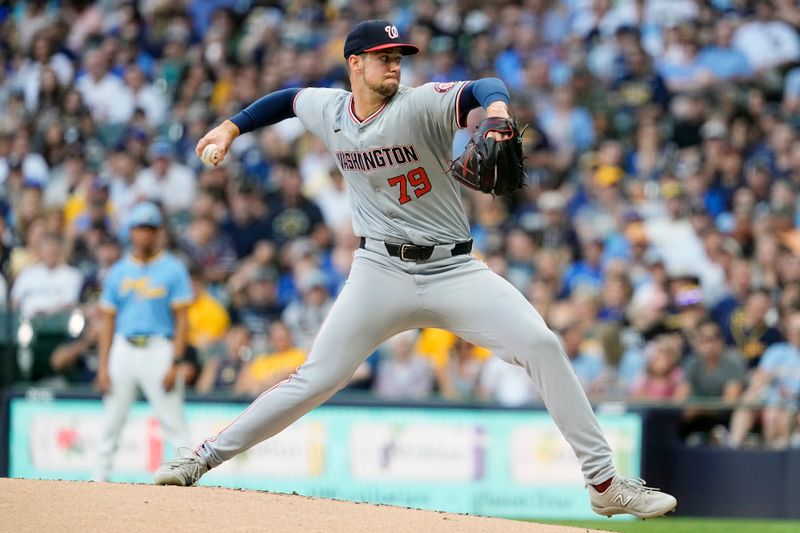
[450,117,526,195]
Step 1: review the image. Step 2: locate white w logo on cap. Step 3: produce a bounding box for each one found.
[385,25,399,39]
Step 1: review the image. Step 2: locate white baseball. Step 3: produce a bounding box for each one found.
[201,143,221,165]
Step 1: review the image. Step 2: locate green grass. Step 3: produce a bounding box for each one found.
[539,518,800,533]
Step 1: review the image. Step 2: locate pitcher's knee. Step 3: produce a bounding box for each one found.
[515,330,564,366]
[303,371,351,399]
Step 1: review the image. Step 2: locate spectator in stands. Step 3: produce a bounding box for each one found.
[177,214,237,284]
[235,321,306,396]
[728,309,800,449]
[50,305,101,386]
[697,17,753,82]
[535,190,580,257]
[598,272,633,323]
[478,353,542,407]
[219,180,271,259]
[538,85,595,166]
[195,324,252,395]
[314,167,351,231]
[186,264,229,352]
[1,129,49,187]
[78,234,121,303]
[44,143,87,210]
[562,236,605,297]
[11,232,82,319]
[731,1,800,72]
[135,138,196,216]
[722,288,783,370]
[373,330,435,400]
[631,335,684,401]
[559,320,607,397]
[228,266,284,352]
[675,319,747,443]
[121,64,166,128]
[104,145,143,226]
[282,269,333,352]
[436,338,484,402]
[658,29,716,94]
[75,48,133,126]
[266,161,327,247]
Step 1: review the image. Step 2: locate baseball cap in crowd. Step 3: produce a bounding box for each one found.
[128,201,162,228]
[343,20,419,59]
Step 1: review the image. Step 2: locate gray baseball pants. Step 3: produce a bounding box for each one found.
[196,241,617,484]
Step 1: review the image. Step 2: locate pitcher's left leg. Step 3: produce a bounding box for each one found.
[424,258,676,518]
[424,258,615,484]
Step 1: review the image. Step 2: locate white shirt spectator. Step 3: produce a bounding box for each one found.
[122,66,167,126]
[135,162,196,214]
[129,85,167,126]
[478,355,541,407]
[16,55,74,112]
[570,0,638,39]
[0,152,49,186]
[12,262,82,319]
[109,174,143,225]
[76,72,134,124]
[315,177,351,229]
[732,19,800,71]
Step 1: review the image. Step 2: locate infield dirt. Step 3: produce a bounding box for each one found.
[1,478,607,532]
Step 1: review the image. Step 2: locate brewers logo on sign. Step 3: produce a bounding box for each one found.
[434,81,456,93]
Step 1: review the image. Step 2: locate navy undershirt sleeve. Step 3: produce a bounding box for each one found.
[457,77,510,126]
[229,88,301,134]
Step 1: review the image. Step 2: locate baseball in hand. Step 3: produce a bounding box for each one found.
[201,143,222,165]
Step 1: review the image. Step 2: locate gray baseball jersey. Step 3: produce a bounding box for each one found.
[293,82,471,245]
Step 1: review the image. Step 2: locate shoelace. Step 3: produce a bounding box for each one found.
[165,448,205,479]
[616,476,661,494]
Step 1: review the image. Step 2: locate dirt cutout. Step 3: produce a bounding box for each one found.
[1,478,607,533]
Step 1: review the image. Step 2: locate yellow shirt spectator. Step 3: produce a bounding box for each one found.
[236,321,306,395]
[64,188,115,228]
[187,290,230,349]
[247,348,306,383]
[414,328,491,369]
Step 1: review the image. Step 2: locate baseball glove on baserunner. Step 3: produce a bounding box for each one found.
[450,117,526,195]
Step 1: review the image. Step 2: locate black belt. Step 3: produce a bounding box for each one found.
[359,237,472,262]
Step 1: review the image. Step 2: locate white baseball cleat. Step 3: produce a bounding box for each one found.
[588,477,677,519]
[153,454,208,486]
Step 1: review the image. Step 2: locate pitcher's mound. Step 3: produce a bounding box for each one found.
[1,478,606,533]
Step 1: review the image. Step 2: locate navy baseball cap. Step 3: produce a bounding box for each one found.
[128,201,162,228]
[343,20,419,59]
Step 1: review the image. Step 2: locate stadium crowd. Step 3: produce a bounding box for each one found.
[2,0,800,449]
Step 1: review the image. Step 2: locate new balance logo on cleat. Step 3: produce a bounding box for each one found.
[613,493,633,507]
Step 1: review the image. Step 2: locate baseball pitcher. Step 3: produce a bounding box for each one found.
[154,20,676,518]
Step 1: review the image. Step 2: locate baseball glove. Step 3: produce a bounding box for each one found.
[450,117,526,195]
